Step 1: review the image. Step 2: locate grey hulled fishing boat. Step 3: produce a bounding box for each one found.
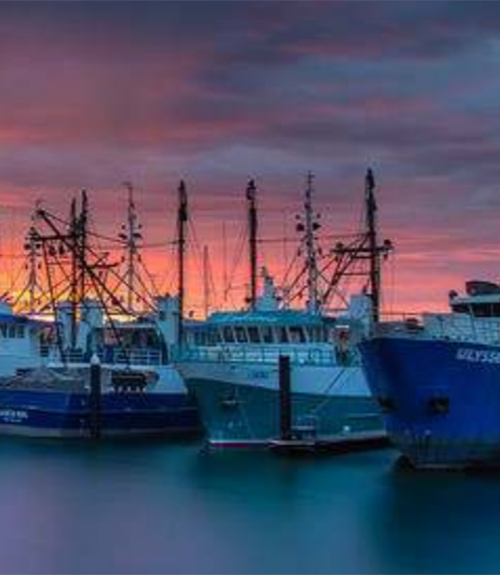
[177,170,393,445]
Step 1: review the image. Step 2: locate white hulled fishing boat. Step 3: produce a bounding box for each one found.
[177,170,393,445]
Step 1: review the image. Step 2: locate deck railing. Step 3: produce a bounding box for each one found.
[44,347,163,366]
[177,344,352,367]
[374,313,500,346]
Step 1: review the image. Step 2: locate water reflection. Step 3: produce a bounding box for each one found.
[0,441,498,573]
[368,458,500,573]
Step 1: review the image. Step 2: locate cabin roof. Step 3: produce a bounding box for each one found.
[203,309,335,327]
[0,313,45,327]
[452,294,500,306]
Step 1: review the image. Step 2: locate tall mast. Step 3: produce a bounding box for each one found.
[304,171,320,313]
[177,180,188,345]
[121,182,142,313]
[25,216,39,316]
[365,168,381,323]
[69,197,78,351]
[79,190,88,305]
[246,179,258,310]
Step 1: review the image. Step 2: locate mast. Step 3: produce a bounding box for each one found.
[69,197,78,351]
[304,171,320,313]
[246,179,258,310]
[25,218,39,316]
[79,190,88,306]
[177,180,188,345]
[365,168,381,323]
[120,182,142,313]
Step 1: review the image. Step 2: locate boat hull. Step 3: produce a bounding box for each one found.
[180,361,382,443]
[360,336,500,469]
[0,389,201,438]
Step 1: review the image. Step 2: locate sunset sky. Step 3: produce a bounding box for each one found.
[1,1,500,315]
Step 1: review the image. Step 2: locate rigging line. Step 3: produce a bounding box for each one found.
[132,263,158,310]
[48,208,130,248]
[226,224,248,296]
[138,257,160,299]
[41,240,66,364]
[12,283,29,307]
[282,263,308,304]
[257,231,362,245]
[158,241,177,295]
[280,247,301,289]
[306,367,351,416]
[7,260,28,294]
[187,219,219,308]
[76,236,154,312]
[140,240,177,249]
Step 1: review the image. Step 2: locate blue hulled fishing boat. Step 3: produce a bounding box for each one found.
[360,280,500,469]
[0,184,200,439]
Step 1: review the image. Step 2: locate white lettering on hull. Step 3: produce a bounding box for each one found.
[456,348,500,364]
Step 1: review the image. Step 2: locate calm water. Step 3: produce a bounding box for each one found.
[0,439,499,573]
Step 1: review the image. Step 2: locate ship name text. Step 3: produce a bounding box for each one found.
[456,348,500,364]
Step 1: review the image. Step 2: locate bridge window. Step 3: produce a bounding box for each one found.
[207,328,219,346]
[261,326,274,343]
[8,326,16,339]
[235,326,247,343]
[289,326,306,343]
[453,303,500,317]
[222,326,235,343]
[247,326,261,344]
[194,331,206,346]
[279,327,289,343]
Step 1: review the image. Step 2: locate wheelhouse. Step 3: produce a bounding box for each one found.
[184,310,343,348]
[450,280,500,318]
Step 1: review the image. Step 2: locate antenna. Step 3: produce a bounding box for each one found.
[292,172,321,313]
[246,179,258,310]
[25,216,40,316]
[120,181,143,313]
[304,171,320,313]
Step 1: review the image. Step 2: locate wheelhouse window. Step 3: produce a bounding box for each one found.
[234,326,248,343]
[261,326,274,343]
[307,326,322,342]
[452,303,500,317]
[289,326,306,343]
[222,326,235,343]
[194,330,205,346]
[207,328,220,346]
[279,327,289,343]
[247,326,261,344]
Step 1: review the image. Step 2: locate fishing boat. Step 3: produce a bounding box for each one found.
[177,170,393,445]
[0,184,200,439]
[360,279,500,469]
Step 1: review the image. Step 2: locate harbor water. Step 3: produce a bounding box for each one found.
[0,439,499,573]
